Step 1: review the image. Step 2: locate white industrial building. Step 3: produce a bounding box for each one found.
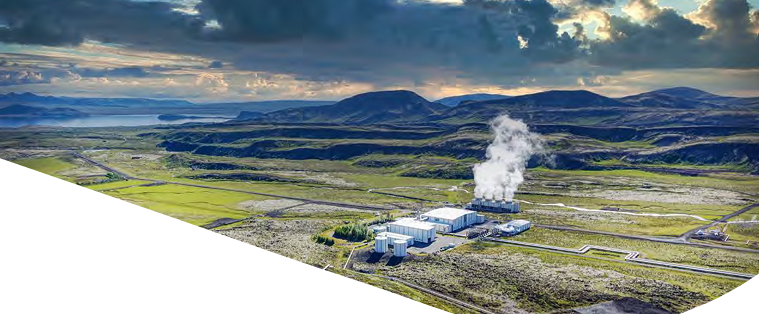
[420,207,485,232]
[376,231,414,246]
[387,218,436,244]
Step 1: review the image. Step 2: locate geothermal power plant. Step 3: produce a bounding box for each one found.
[465,198,520,213]
[372,115,538,257]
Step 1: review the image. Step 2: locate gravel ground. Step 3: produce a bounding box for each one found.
[275,171,357,187]
[217,218,338,267]
[237,199,305,212]
[283,203,377,215]
[528,208,636,224]
[0,149,60,160]
[570,187,751,206]
[382,249,713,313]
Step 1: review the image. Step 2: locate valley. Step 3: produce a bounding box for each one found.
[2,87,758,314]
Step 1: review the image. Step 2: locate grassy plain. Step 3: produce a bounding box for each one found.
[380,242,744,313]
[104,184,271,225]
[510,228,759,273]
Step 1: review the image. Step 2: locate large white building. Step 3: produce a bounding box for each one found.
[387,218,436,244]
[420,207,483,232]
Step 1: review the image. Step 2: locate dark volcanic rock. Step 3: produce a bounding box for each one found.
[186,173,301,183]
[565,297,675,314]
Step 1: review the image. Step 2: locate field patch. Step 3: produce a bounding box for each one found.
[105,184,271,225]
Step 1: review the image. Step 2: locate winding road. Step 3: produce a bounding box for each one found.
[73,152,393,212]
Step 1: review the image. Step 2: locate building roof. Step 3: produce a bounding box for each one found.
[505,219,531,227]
[377,232,414,241]
[422,207,476,221]
[388,218,436,231]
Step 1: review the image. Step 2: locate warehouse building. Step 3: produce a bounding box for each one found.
[420,207,485,232]
[387,218,437,244]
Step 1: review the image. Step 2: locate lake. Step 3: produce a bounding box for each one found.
[0,115,231,128]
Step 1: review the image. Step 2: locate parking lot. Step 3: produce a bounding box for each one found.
[449,220,500,237]
[407,235,472,254]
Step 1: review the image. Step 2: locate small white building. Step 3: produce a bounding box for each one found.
[376,231,415,246]
[375,236,388,253]
[494,219,531,236]
[393,240,407,257]
[387,218,436,244]
[421,207,479,232]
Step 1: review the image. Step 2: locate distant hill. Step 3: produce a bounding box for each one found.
[0,92,194,107]
[0,92,333,115]
[435,90,632,123]
[262,90,449,124]
[652,87,735,103]
[435,93,510,106]
[618,87,736,109]
[235,111,265,120]
[157,114,228,121]
[206,100,334,113]
[251,88,758,127]
[0,104,89,118]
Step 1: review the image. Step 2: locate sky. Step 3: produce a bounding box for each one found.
[0,0,758,102]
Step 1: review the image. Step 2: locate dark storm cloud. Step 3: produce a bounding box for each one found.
[590,0,759,69]
[0,0,201,46]
[580,0,615,7]
[197,0,392,42]
[0,0,757,89]
[590,8,707,68]
[512,0,584,62]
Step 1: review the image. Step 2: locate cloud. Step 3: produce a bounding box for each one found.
[0,0,201,46]
[0,0,757,101]
[0,70,47,86]
[590,0,759,69]
[196,0,392,42]
[580,0,615,7]
[72,66,152,78]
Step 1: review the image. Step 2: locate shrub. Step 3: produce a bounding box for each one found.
[313,235,335,246]
[334,223,373,242]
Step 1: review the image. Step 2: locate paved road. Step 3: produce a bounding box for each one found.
[485,237,755,280]
[72,152,395,212]
[535,224,759,254]
[678,203,759,242]
[73,152,134,179]
[371,275,497,314]
[75,151,759,254]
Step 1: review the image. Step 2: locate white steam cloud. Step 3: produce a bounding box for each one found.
[473,114,544,201]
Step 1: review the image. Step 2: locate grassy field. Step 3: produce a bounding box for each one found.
[104,184,271,225]
[532,168,759,196]
[5,127,758,314]
[14,157,77,178]
[510,228,759,273]
[84,180,153,191]
[334,269,480,314]
[382,241,745,313]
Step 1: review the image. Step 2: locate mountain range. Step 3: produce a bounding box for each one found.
[0,92,332,115]
[0,104,89,118]
[435,93,510,106]
[1,87,757,127]
[241,87,758,127]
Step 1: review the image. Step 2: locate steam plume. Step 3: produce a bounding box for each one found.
[473,114,543,201]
